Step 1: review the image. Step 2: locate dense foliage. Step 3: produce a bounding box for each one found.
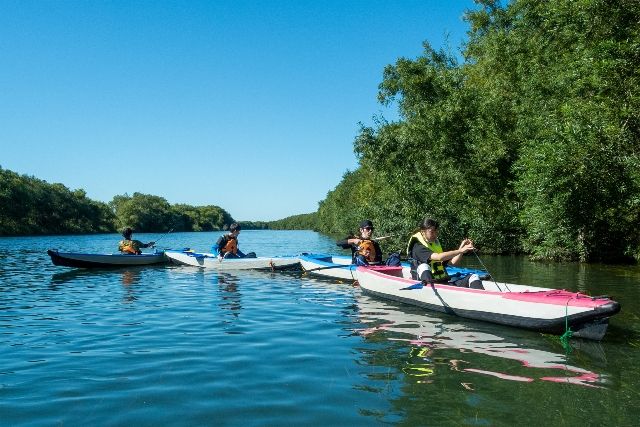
[109,193,235,233]
[239,221,270,230]
[268,213,319,230]
[0,167,116,235]
[317,0,640,262]
[0,168,236,236]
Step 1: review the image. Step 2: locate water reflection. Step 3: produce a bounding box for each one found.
[213,272,242,322]
[49,267,143,303]
[354,293,608,389]
[120,270,141,303]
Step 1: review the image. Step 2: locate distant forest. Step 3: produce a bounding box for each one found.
[0,167,239,235]
[2,0,638,263]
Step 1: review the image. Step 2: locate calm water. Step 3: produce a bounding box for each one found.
[1,230,639,426]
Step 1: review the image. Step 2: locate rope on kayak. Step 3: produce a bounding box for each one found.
[559,296,576,351]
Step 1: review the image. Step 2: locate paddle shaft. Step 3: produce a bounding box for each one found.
[303,263,353,273]
[152,228,174,246]
[373,233,403,241]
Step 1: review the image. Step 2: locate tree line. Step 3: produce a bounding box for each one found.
[316,0,640,262]
[0,167,236,235]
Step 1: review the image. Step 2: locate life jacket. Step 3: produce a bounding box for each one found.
[406,232,447,280]
[119,239,141,255]
[220,235,238,255]
[357,239,378,263]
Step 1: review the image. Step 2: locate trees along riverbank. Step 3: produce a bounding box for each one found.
[317,0,640,263]
[0,167,236,235]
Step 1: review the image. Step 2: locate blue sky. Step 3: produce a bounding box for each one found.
[1,0,476,221]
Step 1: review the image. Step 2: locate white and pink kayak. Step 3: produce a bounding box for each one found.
[356,266,621,340]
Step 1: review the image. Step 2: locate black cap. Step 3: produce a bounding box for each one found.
[359,220,374,229]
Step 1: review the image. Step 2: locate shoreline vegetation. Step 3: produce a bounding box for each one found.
[2,1,638,263]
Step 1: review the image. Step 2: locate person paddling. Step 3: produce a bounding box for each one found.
[407,218,484,289]
[118,227,155,255]
[336,220,383,266]
[213,223,256,259]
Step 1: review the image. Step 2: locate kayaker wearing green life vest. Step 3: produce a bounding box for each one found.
[407,218,484,289]
[118,227,155,255]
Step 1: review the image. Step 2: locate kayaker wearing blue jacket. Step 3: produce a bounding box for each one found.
[336,220,383,266]
[407,218,484,289]
[213,223,256,259]
[118,227,155,255]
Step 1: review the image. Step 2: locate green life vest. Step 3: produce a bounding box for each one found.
[406,232,448,280]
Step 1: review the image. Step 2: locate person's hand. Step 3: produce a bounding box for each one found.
[460,241,475,253]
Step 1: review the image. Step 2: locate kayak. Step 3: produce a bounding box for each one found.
[356,266,621,341]
[299,253,488,281]
[47,249,168,268]
[165,250,300,270]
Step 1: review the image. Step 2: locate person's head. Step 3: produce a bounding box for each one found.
[359,220,374,238]
[228,223,241,236]
[122,227,133,239]
[419,218,439,241]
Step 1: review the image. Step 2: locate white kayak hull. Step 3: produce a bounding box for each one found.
[356,266,620,340]
[47,249,167,268]
[165,250,300,270]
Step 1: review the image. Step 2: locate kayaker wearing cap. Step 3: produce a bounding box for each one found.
[118,227,155,255]
[407,218,484,289]
[336,220,382,266]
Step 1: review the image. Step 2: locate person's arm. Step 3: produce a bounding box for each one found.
[214,236,226,256]
[430,240,475,264]
[336,237,359,249]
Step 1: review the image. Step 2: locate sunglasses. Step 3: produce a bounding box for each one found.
[362,227,374,231]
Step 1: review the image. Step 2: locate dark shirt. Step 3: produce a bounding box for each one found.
[215,234,234,253]
[410,241,447,268]
[336,238,382,264]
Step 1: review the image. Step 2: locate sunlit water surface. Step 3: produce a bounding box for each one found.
[1,231,639,426]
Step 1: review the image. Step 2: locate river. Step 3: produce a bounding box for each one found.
[1,230,639,426]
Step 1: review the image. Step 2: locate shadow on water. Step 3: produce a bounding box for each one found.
[49,265,167,286]
[49,265,169,303]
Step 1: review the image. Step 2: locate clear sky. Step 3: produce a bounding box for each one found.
[1,0,476,221]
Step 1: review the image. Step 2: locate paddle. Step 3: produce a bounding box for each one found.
[302,263,353,273]
[372,233,403,241]
[150,227,174,248]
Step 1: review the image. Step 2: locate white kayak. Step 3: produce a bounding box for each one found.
[165,250,300,271]
[355,266,621,340]
[47,249,168,268]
